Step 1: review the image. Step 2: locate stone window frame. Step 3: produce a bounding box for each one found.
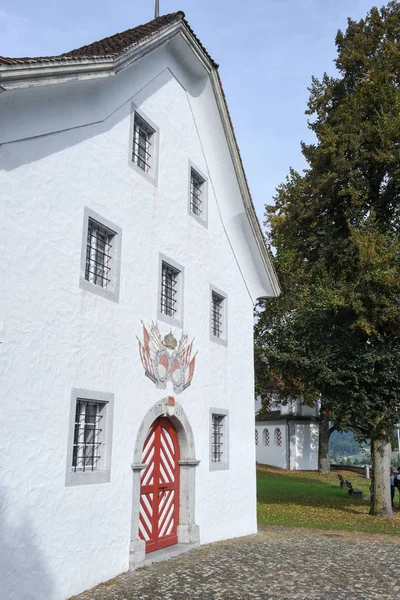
[187,160,208,228]
[210,285,228,347]
[65,388,114,487]
[209,408,229,471]
[79,207,122,303]
[129,104,159,187]
[157,253,185,329]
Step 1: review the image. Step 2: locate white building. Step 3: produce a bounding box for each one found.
[255,399,319,470]
[0,11,280,600]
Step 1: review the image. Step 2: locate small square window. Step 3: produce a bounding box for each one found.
[79,208,122,303]
[161,262,180,318]
[212,414,225,462]
[211,292,224,338]
[132,113,155,173]
[72,400,104,472]
[85,219,114,289]
[66,389,114,486]
[158,254,184,328]
[188,162,208,227]
[190,169,205,216]
[210,286,227,346]
[210,408,229,471]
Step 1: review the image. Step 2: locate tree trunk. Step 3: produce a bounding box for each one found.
[318,410,331,473]
[369,434,393,517]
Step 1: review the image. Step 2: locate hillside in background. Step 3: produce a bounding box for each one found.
[329,430,370,464]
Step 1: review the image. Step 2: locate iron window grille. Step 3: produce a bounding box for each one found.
[190,168,205,217]
[161,262,180,318]
[85,218,114,289]
[132,113,154,172]
[211,414,225,463]
[263,428,270,446]
[255,429,259,446]
[211,291,224,338]
[72,400,104,472]
[275,427,282,447]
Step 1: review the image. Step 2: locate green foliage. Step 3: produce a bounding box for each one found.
[329,430,364,456]
[255,1,400,442]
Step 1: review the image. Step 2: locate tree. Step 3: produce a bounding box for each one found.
[318,409,332,473]
[255,2,400,516]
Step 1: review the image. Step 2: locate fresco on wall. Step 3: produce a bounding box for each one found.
[137,321,197,394]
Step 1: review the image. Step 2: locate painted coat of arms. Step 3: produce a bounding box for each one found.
[137,322,197,394]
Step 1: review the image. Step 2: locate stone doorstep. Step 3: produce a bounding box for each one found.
[139,542,200,569]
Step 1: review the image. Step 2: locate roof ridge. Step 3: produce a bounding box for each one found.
[0,11,186,64]
[60,11,185,58]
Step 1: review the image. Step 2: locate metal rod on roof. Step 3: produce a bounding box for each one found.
[155,0,159,19]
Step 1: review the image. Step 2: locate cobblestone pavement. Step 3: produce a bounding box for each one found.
[71,525,400,600]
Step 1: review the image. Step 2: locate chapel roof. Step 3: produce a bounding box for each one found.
[0,11,217,67]
[256,411,319,423]
[256,410,283,422]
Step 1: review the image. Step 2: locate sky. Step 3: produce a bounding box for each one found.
[1,0,377,223]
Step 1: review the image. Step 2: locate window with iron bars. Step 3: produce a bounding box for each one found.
[161,262,180,318]
[190,168,205,217]
[275,427,282,447]
[72,400,104,472]
[85,219,114,289]
[132,113,154,172]
[211,291,224,338]
[211,414,225,463]
[263,428,270,446]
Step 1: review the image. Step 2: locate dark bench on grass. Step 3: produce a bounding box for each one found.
[337,474,363,499]
[346,481,363,499]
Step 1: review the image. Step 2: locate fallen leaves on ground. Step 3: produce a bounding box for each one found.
[257,464,400,536]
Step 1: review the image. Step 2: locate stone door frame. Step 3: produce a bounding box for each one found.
[129,397,200,569]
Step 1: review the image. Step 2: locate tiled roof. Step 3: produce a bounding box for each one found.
[62,11,184,58]
[0,11,198,65]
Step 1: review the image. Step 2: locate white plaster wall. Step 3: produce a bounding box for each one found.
[301,404,319,417]
[0,42,262,600]
[255,423,287,469]
[292,423,319,470]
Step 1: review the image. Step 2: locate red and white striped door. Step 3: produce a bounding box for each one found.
[139,417,180,553]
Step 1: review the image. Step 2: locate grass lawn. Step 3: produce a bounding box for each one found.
[257,464,400,535]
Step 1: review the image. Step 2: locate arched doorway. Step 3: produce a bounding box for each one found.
[139,417,180,552]
[129,398,200,570]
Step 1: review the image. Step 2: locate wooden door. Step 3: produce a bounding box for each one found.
[139,417,180,553]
